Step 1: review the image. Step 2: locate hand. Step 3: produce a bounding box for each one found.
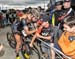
[29,43,33,48]
[42,22,47,26]
[36,33,40,37]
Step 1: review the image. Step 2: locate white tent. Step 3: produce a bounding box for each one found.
[0,0,50,10]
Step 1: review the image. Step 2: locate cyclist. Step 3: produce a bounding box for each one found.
[58,16,75,59]
[12,11,38,59]
[9,10,31,59]
[11,14,23,59]
[20,13,38,59]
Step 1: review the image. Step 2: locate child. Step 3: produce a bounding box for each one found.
[58,16,75,59]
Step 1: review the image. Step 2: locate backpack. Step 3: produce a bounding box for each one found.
[58,32,75,58]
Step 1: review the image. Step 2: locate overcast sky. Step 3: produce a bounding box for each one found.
[0,0,50,5]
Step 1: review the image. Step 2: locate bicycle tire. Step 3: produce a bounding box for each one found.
[30,43,42,59]
[7,32,16,49]
[21,40,42,59]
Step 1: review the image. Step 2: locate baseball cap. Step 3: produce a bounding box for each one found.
[63,0,71,2]
[55,1,63,6]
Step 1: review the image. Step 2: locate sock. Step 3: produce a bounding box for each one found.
[16,53,19,57]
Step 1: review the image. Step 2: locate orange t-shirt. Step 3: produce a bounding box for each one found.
[58,32,75,59]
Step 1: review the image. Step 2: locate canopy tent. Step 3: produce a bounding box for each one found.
[0,0,49,5]
[0,0,63,10]
[0,0,50,10]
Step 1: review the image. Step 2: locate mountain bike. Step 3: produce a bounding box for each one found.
[7,26,42,59]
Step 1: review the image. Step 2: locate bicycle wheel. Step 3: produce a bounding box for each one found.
[7,32,16,49]
[21,41,42,59]
[30,43,42,59]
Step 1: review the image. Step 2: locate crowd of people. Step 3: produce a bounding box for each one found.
[0,0,75,59]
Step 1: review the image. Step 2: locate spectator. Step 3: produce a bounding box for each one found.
[53,1,63,26]
[2,13,7,27]
[58,0,74,20]
[58,16,75,59]
[0,12,3,28]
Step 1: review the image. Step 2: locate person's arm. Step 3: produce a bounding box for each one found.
[30,22,48,47]
[24,26,36,35]
[30,32,51,47]
[36,33,51,40]
[29,34,37,47]
[22,19,36,35]
[36,22,47,33]
[23,21,46,35]
[29,24,44,47]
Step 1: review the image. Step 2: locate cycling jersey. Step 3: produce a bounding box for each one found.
[37,25,54,43]
[26,22,36,31]
[22,19,38,36]
[40,27,51,37]
[12,19,26,34]
[17,19,36,32]
[12,20,20,33]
